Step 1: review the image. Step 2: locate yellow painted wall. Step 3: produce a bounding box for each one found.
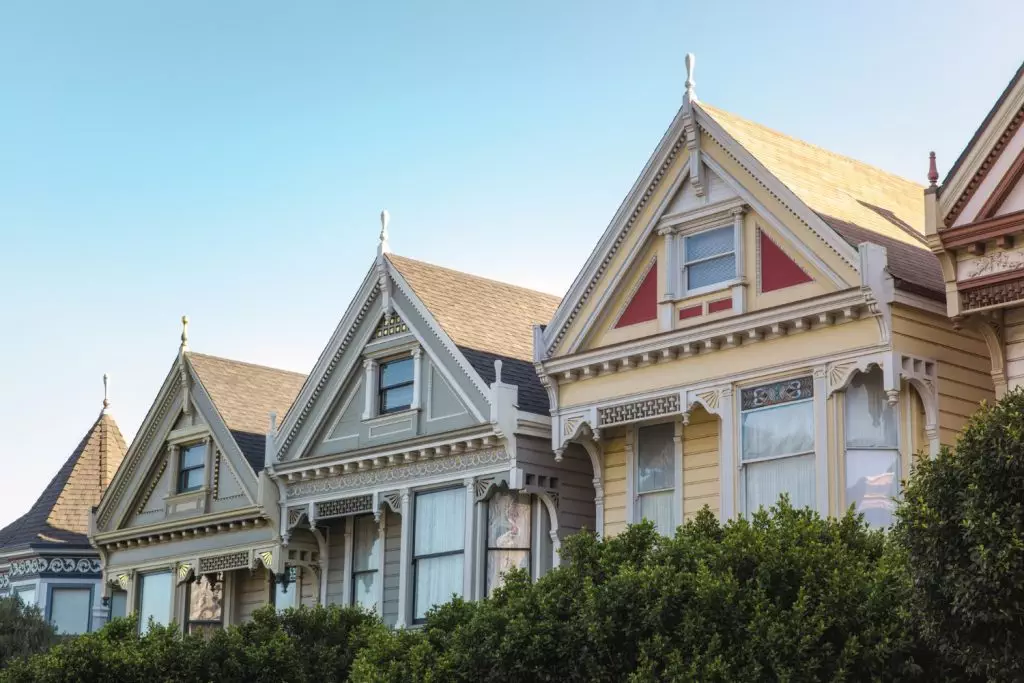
[601,429,627,537]
[682,407,720,519]
[891,304,995,445]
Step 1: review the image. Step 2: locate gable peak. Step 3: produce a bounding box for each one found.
[684,53,697,106]
[378,209,391,257]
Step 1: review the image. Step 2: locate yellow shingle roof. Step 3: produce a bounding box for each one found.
[699,103,926,246]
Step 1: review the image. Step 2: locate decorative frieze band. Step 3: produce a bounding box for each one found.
[315,494,373,520]
[0,573,9,591]
[597,394,680,427]
[740,376,813,410]
[9,557,102,579]
[197,551,249,574]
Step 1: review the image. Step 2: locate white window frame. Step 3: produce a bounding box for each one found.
[842,368,901,528]
[485,491,532,597]
[631,421,682,535]
[350,514,380,610]
[739,376,817,517]
[46,584,94,635]
[362,342,423,421]
[411,485,466,624]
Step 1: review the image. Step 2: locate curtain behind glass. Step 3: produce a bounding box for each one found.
[639,490,675,535]
[742,401,814,460]
[846,449,898,527]
[487,493,532,595]
[353,515,380,572]
[745,453,815,513]
[415,554,463,620]
[637,423,675,492]
[187,575,223,632]
[414,488,465,556]
[138,572,172,631]
[845,370,897,448]
[49,588,90,634]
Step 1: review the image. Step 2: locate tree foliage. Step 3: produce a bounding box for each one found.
[896,388,1024,681]
[0,596,57,669]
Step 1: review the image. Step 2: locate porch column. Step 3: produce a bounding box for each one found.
[362,359,378,420]
[718,386,736,520]
[813,366,829,517]
[376,513,386,615]
[396,488,411,628]
[410,348,423,411]
[624,429,636,524]
[473,498,487,598]
[341,517,354,606]
[463,477,475,600]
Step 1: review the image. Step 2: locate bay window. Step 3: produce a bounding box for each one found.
[352,515,380,610]
[635,423,676,534]
[413,487,464,622]
[682,225,736,293]
[741,377,815,514]
[844,368,899,528]
[137,570,172,632]
[486,492,531,596]
[48,587,91,634]
[185,574,223,634]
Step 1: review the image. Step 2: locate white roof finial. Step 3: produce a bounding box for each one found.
[180,315,189,352]
[102,373,110,414]
[378,209,391,256]
[684,53,697,105]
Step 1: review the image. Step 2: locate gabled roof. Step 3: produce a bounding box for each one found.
[187,353,307,472]
[0,411,126,552]
[386,254,561,415]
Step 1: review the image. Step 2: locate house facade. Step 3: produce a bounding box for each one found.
[263,224,594,626]
[0,377,126,634]
[925,61,1024,397]
[533,57,998,537]
[89,327,305,632]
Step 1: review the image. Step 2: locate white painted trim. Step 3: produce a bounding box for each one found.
[624,429,636,525]
[322,377,363,443]
[396,489,411,628]
[812,366,829,517]
[375,513,386,615]
[462,478,475,600]
[673,418,684,529]
[342,516,354,607]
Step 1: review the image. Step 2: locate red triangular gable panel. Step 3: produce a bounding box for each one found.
[614,261,658,328]
[759,229,813,292]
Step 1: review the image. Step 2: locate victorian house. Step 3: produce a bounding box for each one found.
[0,378,126,634]
[925,60,1024,397]
[263,221,594,627]
[534,55,997,537]
[89,329,305,632]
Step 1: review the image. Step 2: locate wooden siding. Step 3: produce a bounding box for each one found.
[324,520,347,606]
[892,304,995,446]
[602,430,628,537]
[382,509,401,627]
[516,435,596,537]
[682,407,720,519]
[299,564,316,608]
[1005,308,1024,389]
[234,567,269,623]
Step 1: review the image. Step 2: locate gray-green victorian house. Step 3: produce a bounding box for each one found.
[0,382,127,634]
[265,224,597,627]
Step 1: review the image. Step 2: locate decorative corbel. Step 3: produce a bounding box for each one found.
[858,243,894,346]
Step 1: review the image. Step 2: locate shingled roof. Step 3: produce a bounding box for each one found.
[0,410,127,552]
[187,353,307,472]
[386,254,561,415]
[699,103,943,299]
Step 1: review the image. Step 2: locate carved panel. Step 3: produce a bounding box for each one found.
[0,573,9,591]
[287,507,307,529]
[314,494,373,520]
[9,557,102,578]
[740,376,813,410]
[197,552,249,574]
[597,394,680,427]
[374,313,409,339]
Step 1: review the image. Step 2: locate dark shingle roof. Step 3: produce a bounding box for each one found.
[187,353,307,472]
[0,411,126,552]
[386,254,560,416]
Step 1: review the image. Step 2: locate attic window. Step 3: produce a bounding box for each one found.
[682,225,736,293]
[379,357,414,414]
[177,443,206,493]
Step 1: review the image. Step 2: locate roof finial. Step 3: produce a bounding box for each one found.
[927,151,939,187]
[102,373,110,414]
[378,209,391,256]
[180,315,189,351]
[684,53,697,105]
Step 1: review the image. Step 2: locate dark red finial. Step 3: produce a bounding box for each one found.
[928,151,939,187]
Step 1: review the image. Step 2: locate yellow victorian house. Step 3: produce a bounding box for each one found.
[534,55,997,536]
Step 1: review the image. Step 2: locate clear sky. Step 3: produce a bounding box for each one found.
[1,0,1021,528]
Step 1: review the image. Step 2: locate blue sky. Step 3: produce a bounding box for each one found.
[1,0,1021,528]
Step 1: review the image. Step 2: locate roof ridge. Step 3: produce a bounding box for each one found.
[385,253,562,303]
[698,102,924,191]
[186,351,307,378]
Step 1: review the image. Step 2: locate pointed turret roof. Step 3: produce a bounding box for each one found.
[0,409,127,551]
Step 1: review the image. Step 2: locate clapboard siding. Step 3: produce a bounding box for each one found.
[515,435,596,537]
[234,567,269,623]
[683,407,720,519]
[1005,308,1024,388]
[602,430,628,537]
[324,519,347,605]
[382,509,401,627]
[299,564,316,608]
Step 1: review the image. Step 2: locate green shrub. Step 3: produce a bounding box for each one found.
[896,388,1024,682]
[351,501,942,683]
[0,596,57,669]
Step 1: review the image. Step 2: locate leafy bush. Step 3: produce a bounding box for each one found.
[0,596,57,669]
[896,389,1024,681]
[351,501,944,683]
[0,604,384,683]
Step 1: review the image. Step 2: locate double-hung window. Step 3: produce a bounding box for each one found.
[185,574,223,634]
[177,443,206,493]
[49,587,91,634]
[682,225,736,293]
[635,423,676,535]
[486,492,531,596]
[378,358,414,414]
[351,515,380,610]
[741,377,816,514]
[137,570,173,633]
[844,368,899,528]
[413,487,464,622]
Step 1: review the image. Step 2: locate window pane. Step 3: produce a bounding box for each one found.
[686,254,736,289]
[685,226,733,261]
[353,572,377,611]
[352,515,380,572]
[188,576,223,624]
[845,370,898,448]
[846,449,898,528]
[381,384,414,413]
[414,488,465,556]
[637,423,675,493]
[180,444,205,469]
[486,550,530,595]
[14,587,36,606]
[181,468,205,491]
[639,490,675,535]
[745,453,815,513]
[138,571,172,631]
[50,588,91,634]
[742,401,814,460]
[110,590,128,620]
[487,493,531,549]
[414,554,463,620]
[380,358,414,389]
[274,568,298,612]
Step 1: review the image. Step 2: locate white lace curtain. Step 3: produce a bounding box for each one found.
[352,514,380,610]
[486,492,532,595]
[637,423,676,535]
[741,399,815,513]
